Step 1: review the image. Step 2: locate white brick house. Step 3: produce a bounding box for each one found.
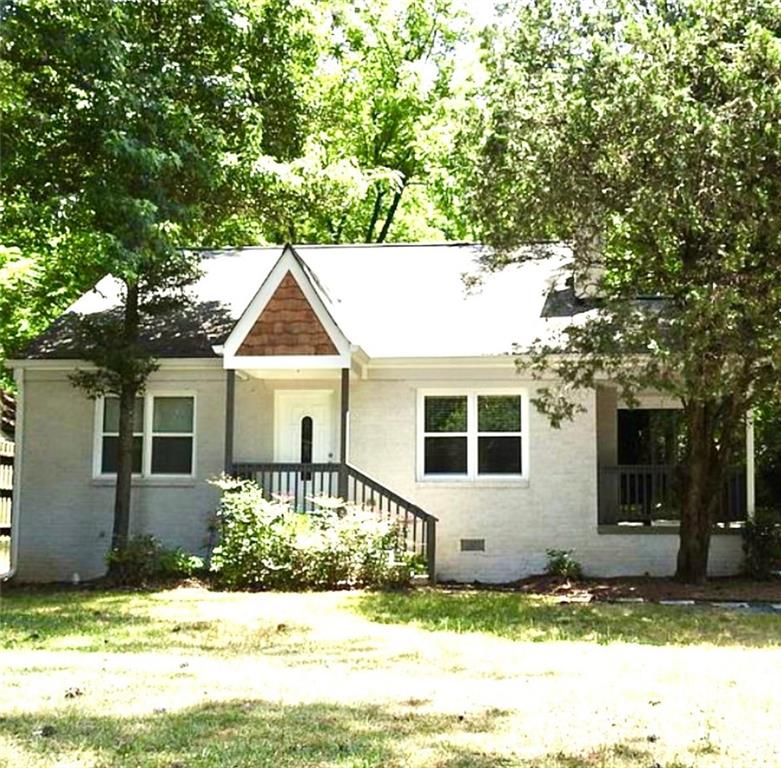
[3,243,749,583]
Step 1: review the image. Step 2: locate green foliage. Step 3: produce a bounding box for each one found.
[742,511,781,580]
[544,549,583,581]
[236,0,476,244]
[106,535,204,586]
[0,0,481,377]
[474,0,781,415]
[471,0,781,580]
[209,476,418,590]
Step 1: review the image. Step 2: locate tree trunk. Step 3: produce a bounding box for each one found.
[675,400,735,583]
[111,281,140,555]
[365,186,386,242]
[377,185,405,243]
[675,431,713,583]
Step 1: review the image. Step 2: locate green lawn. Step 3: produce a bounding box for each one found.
[1,586,780,767]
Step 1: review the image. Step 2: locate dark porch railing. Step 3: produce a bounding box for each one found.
[231,461,437,579]
[598,464,747,526]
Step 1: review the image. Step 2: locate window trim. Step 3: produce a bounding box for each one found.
[416,388,529,482]
[96,395,145,477]
[93,390,197,480]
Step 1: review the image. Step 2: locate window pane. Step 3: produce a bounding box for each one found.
[478,395,521,432]
[151,436,193,474]
[103,397,144,433]
[300,416,313,464]
[424,396,467,432]
[101,436,143,474]
[153,397,194,433]
[424,436,467,474]
[478,436,522,474]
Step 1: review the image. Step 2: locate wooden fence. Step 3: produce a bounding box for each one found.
[0,439,13,535]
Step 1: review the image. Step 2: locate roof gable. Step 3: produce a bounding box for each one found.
[237,271,338,356]
[222,244,351,369]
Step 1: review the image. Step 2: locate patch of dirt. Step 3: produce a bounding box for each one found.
[437,574,781,603]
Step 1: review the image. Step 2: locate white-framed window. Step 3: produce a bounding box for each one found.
[417,389,527,480]
[94,393,196,478]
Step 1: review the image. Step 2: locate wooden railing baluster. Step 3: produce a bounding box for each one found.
[599,464,747,526]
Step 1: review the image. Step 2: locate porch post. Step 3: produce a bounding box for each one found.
[338,367,349,499]
[746,409,755,520]
[224,369,236,473]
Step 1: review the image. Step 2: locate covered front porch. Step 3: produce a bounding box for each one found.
[222,366,437,578]
[596,387,753,528]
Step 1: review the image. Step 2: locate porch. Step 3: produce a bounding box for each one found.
[598,464,747,526]
[223,368,437,579]
[596,387,752,528]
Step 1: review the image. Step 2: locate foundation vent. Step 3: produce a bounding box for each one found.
[460,538,485,552]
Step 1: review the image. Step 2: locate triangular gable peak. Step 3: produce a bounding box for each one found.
[238,271,337,355]
[222,244,351,369]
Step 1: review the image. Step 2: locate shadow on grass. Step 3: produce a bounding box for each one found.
[0,697,664,768]
[0,589,291,654]
[354,589,781,648]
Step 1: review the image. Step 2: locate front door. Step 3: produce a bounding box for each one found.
[273,390,336,506]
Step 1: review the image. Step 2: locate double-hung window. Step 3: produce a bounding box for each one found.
[419,391,526,480]
[100,397,144,474]
[96,394,195,478]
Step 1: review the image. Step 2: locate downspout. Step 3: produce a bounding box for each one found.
[1,366,23,581]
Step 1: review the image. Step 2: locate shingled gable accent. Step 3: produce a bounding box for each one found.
[236,271,339,356]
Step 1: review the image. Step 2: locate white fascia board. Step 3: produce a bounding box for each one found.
[223,353,350,370]
[222,244,351,359]
[367,356,520,369]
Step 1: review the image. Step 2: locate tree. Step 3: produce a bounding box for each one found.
[239,0,474,244]
[470,0,781,581]
[0,0,311,555]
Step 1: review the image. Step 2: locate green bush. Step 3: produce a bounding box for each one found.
[209,476,419,590]
[742,510,781,580]
[545,548,583,580]
[106,535,204,586]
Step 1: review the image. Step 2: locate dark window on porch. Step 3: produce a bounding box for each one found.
[601,408,747,525]
[617,409,684,465]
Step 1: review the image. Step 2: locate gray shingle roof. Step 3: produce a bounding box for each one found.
[21,242,587,360]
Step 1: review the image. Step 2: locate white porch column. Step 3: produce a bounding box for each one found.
[746,410,756,520]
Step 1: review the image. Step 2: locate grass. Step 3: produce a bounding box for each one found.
[356,589,781,647]
[1,586,780,767]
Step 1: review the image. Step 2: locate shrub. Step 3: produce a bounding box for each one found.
[209,476,419,590]
[106,535,204,586]
[545,548,583,580]
[742,510,781,580]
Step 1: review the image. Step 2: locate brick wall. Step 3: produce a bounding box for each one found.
[348,377,742,582]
